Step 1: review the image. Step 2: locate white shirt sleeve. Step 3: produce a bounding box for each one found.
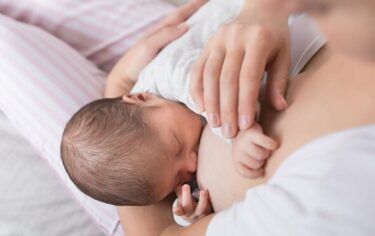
[207,125,375,236]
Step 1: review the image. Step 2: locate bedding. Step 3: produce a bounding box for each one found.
[0,111,107,236]
[0,0,181,235]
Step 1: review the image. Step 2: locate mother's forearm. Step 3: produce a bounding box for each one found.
[161,214,215,236]
[117,197,175,236]
[118,196,215,236]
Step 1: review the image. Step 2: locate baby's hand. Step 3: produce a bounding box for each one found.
[233,123,278,178]
[173,184,212,224]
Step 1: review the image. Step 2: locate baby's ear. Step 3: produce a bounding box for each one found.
[122,94,138,105]
[133,93,147,101]
[122,94,147,104]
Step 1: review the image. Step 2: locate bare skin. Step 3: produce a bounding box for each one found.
[197,45,375,211]
[118,0,375,234]
[118,46,375,235]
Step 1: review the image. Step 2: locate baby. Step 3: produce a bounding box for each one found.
[61,91,275,226]
[61,94,204,206]
[61,0,278,208]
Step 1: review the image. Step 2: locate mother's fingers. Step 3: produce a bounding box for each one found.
[145,24,189,50]
[143,0,208,37]
[168,0,208,24]
[190,49,208,112]
[203,50,225,127]
[219,49,244,137]
[238,38,270,130]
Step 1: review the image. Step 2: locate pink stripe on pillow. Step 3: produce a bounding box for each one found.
[0,15,115,235]
[0,1,177,234]
[0,0,175,72]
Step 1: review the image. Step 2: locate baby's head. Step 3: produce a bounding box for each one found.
[61,93,203,206]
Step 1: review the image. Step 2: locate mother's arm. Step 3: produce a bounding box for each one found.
[118,201,215,236]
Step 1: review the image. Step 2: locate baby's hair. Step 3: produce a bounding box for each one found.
[61,97,156,206]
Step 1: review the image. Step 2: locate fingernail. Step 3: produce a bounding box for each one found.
[207,113,220,127]
[239,115,250,130]
[222,123,234,138]
[183,184,190,191]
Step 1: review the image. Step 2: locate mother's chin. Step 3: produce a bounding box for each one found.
[197,125,266,212]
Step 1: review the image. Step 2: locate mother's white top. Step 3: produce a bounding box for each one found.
[207,124,375,235]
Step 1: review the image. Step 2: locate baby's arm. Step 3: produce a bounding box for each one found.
[232,124,278,178]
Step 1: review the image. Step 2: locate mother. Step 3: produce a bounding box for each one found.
[119,0,375,235]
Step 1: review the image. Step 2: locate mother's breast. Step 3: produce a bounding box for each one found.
[197,47,336,212]
[197,125,266,212]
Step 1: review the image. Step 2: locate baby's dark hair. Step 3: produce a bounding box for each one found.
[61,97,158,206]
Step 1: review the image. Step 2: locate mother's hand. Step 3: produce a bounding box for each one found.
[105,0,208,98]
[190,1,291,138]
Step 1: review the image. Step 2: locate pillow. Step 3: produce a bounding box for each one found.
[0,0,176,72]
[0,0,175,234]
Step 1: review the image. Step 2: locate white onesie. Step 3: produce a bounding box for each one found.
[131,0,326,142]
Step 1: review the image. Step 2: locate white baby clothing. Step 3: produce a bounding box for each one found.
[131,0,326,142]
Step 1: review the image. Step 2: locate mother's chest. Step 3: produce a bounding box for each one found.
[260,58,375,179]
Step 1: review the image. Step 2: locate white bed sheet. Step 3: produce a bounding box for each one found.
[0,110,106,236]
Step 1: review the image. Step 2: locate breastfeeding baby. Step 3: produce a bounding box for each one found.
[61,0,324,225]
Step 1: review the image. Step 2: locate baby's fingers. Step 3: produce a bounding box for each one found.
[181,184,195,215]
[173,205,185,216]
[236,162,264,179]
[245,126,278,150]
[242,142,271,162]
[252,133,278,151]
[195,190,210,216]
